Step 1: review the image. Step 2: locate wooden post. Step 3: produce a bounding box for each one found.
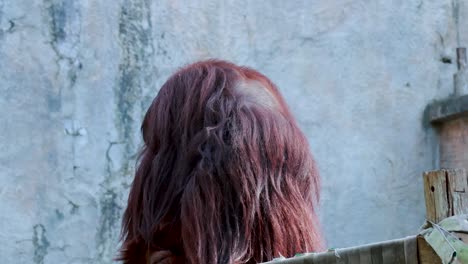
[420,169,467,263]
[423,169,468,223]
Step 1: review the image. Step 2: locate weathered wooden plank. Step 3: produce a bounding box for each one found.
[416,236,440,264]
[425,95,468,123]
[446,169,468,216]
[455,232,468,244]
[439,117,468,171]
[423,169,468,223]
[262,236,418,264]
[423,170,450,223]
[404,237,418,263]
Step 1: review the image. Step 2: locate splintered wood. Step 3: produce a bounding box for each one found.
[423,169,468,224]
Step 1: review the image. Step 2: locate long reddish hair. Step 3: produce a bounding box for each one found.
[119,60,323,263]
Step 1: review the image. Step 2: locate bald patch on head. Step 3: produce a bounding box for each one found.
[234,79,279,109]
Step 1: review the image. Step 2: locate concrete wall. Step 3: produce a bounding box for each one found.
[0,0,466,263]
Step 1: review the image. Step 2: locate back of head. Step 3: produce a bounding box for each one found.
[120,60,323,263]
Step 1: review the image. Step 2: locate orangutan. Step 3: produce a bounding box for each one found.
[119,60,324,263]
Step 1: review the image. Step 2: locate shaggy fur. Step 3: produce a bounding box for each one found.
[119,60,323,263]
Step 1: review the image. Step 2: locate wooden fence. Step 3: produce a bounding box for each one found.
[264,169,468,264]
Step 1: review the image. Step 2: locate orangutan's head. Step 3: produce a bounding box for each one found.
[119,60,323,264]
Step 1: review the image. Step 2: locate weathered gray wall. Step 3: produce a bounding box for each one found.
[0,0,466,263]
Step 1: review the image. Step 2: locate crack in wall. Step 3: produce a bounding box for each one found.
[0,0,4,41]
[105,141,124,179]
[33,2,85,262]
[452,0,460,45]
[67,199,79,215]
[43,0,82,90]
[33,224,50,264]
[96,188,122,260]
[95,0,156,261]
[115,0,155,157]
[42,0,83,182]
